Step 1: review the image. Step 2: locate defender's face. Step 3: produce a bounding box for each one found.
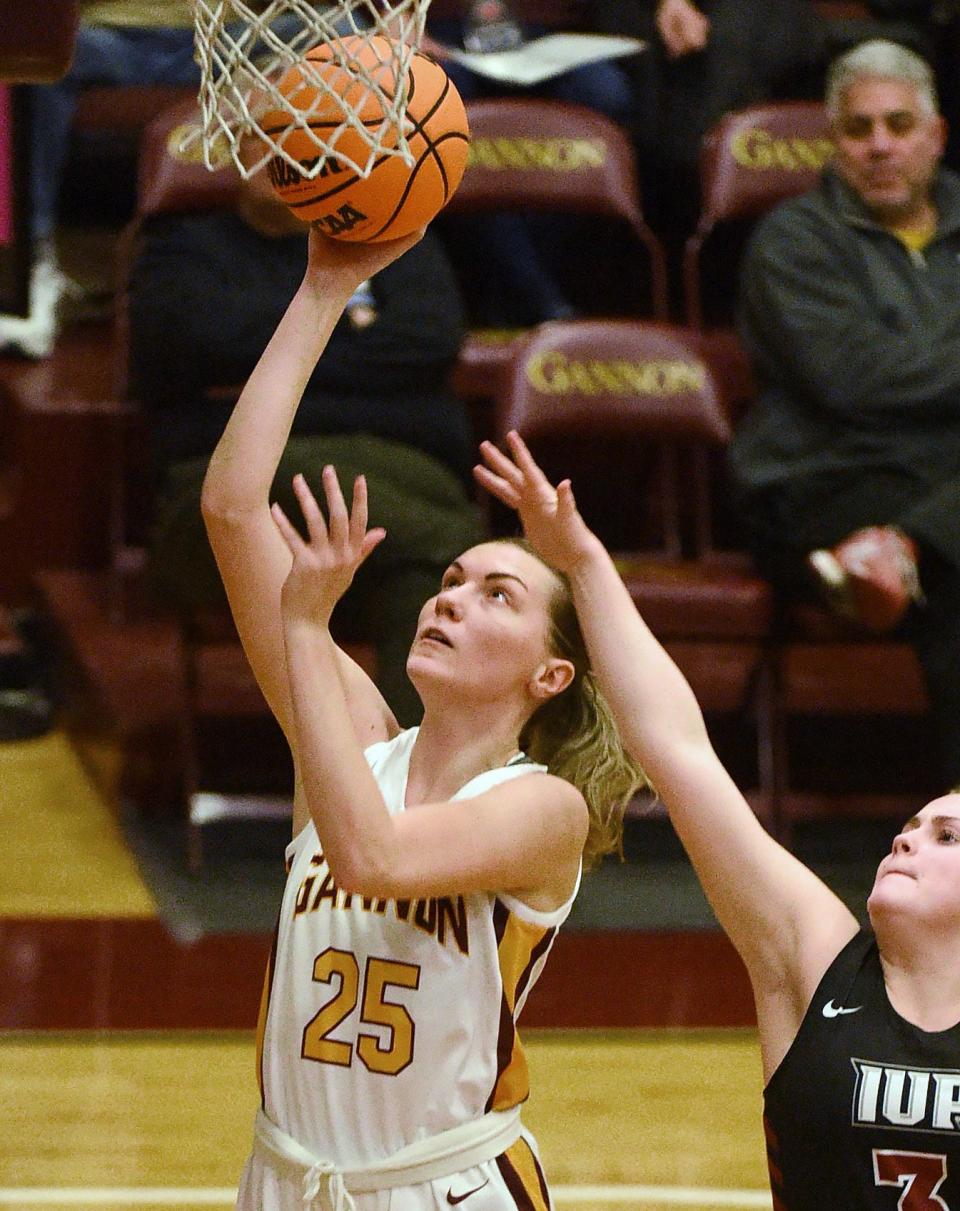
[867,796,960,927]
[407,542,560,704]
[832,77,946,224]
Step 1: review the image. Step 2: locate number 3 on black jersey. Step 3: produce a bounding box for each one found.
[873,1149,951,1209]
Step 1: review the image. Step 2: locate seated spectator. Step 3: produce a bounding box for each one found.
[0,0,303,359]
[424,1,640,325]
[127,153,482,723]
[0,1,201,358]
[728,39,960,788]
[588,0,829,239]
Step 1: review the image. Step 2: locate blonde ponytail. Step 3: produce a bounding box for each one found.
[500,539,650,868]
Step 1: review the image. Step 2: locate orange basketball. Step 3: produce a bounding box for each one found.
[262,36,470,242]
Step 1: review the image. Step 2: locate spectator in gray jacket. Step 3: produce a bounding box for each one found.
[729,39,960,789]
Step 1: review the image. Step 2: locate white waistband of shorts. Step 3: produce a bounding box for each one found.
[253,1104,523,1209]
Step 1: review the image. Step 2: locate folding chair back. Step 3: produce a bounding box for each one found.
[443,97,669,402]
[684,101,832,328]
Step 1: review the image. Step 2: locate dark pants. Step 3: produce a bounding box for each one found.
[739,465,960,789]
[148,435,484,726]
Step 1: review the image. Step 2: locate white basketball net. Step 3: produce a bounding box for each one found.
[189,1,433,179]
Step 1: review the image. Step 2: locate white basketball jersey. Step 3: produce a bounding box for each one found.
[255,728,579,1168]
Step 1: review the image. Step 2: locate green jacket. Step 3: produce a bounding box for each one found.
[729,166,960,498]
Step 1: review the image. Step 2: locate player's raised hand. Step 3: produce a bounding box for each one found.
[272,466,385,626]
[303,224,424,296]
[474,431,598,574]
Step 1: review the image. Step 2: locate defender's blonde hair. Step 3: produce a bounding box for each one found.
[500,538,650,868]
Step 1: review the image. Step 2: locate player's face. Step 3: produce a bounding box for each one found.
[407,542,564,705]
[867,795,960,927]
[832,77,946,225]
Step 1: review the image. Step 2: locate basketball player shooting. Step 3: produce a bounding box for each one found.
[200,225,645,1211]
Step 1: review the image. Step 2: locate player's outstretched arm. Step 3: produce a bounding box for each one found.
[475,434,858,1059]
[201,228,421,743]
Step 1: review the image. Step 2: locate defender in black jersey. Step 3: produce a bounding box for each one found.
[477,430,960,1211]
[765,931,960,1208]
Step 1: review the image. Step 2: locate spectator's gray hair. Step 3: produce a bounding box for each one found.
[826,39,939,120]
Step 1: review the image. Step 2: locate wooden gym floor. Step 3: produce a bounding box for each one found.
[1,729,774,1211]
